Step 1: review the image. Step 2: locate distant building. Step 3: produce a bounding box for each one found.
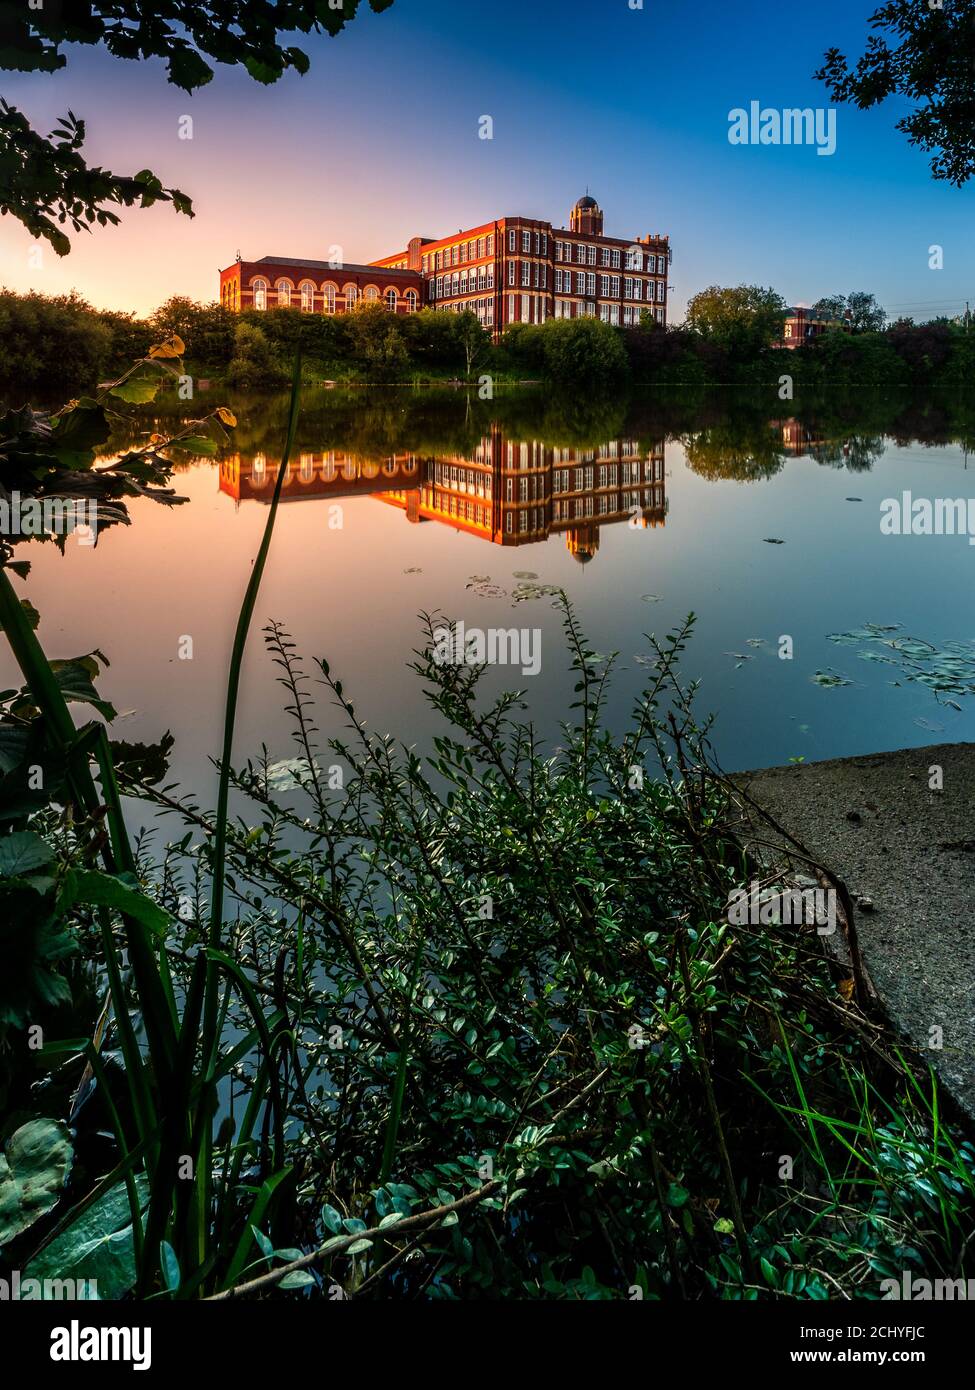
[218,195,671,339]
[218,256,422,316]
[779,305,846,349]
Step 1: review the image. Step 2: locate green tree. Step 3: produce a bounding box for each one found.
[0,1,396,254]
[401,308,464,366]
[150,297,236,363]
[0,290,114,392]
[811,292,885,333]
[811,295,848,322]
[504,317,629,388]
[225,321,289,391]
[816,1,975,185]
[345,302,409,381]
[455,311,490,378]
[685,285,787,356]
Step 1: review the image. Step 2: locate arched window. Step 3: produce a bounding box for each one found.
[385,289,398,312]
[299,453,315,482]
[299,281,315,312]
[276,280,291,307]
[252,278,267,311]
[344,285,358,310]
[322,284,336,315]
[364,285,379,303]
[405,289,418,314]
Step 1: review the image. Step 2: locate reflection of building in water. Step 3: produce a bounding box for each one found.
[774,420,832,457]
[219,451,421,504]
[377,428,666,560]
[220,428,666,562]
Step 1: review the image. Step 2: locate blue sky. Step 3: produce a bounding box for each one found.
[1,0,972,319]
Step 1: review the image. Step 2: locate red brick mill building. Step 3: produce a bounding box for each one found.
[219,195,671,338]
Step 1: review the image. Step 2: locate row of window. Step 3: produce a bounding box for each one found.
[552,270,666,301]
[430,492,492,529]
[249,453,417,486]
[431,267,496,298]
[249,278,418,313]
[508,228,549,257]
[425,234,497,272]
[554,241,668,274]
[550,300,666,325]
[509,260,548,289]
[430,296,495,324]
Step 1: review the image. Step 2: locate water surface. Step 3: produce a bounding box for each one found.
[4,387,973,828]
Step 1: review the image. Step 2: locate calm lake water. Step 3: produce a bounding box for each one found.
[4,386,974,830]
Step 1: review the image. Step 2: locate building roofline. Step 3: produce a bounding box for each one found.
[246,256,421,277]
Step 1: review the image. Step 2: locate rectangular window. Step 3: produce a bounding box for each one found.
[522,230,531,252]
[611,248,621,269]
[586,271,595,296]
[575,272,585,294]
[623,277,633,300]
[522,293,530,321]
[576,243,586,264]
[600,274,610,296]
[508,229,516,252]
[508,260,516,286]
[587,244,596,265]
[522,262,531,287]
[541,233,548,255]
[487,234,494,254]
[657,280,665,302]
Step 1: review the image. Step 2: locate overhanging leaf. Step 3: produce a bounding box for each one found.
[0,1118,73,1245]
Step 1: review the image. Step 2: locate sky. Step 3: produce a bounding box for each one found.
[1,0,972,322]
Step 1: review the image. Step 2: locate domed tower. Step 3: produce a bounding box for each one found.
[570,193,603,237]
[565,524,600,564]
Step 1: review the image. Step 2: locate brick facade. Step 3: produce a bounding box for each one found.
[219,197,671,339]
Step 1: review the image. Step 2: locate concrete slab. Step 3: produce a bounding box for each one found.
[737,743,975,1118]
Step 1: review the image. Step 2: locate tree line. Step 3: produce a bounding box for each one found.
[1,286,973,397]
